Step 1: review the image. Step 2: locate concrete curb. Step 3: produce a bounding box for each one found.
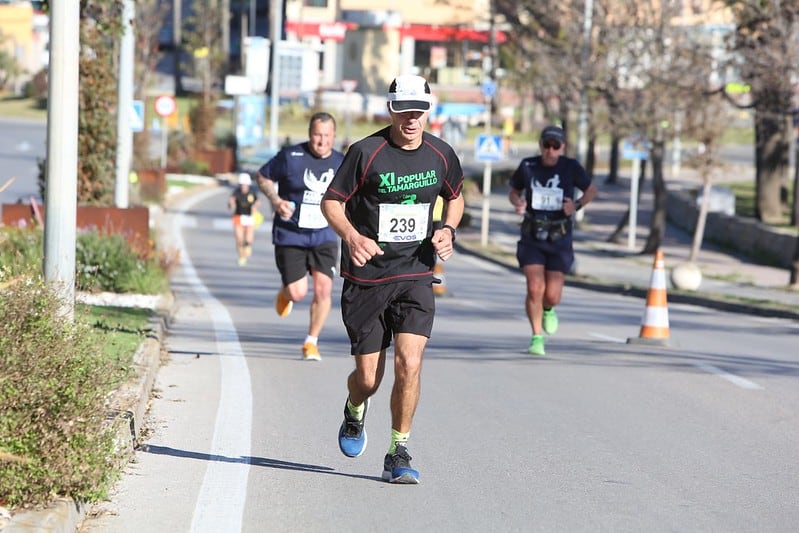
[454,240,799,322]
[2,499,86,533]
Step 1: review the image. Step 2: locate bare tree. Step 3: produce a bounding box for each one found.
[132,0,168,168]
[494,0,589,152]
[183,0,226,150]
[682,93,729,263]
[725,0,799,224]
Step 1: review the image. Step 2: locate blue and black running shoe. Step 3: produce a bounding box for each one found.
[382,444,419,484]
[338,399,368,458]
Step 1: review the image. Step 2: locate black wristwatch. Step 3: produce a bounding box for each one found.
[443,224,457,241]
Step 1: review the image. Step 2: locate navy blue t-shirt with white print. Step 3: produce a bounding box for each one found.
[509,155,591,222]
[258,142,344,247]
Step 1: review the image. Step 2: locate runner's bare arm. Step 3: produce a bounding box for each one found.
[509,188,526,215]
[256,172,293,219]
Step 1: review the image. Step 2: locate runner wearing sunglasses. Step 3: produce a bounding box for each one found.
[508,125,598,356]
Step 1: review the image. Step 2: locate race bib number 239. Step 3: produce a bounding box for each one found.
[377,203,429,242]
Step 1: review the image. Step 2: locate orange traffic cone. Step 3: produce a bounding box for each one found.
[627,249,670,345]
[433,260,447,296]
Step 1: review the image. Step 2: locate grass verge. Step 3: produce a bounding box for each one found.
[0,280,153,508]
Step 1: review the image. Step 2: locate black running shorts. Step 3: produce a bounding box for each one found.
[516,237,574,273]
[341,278,435,355]
[274,242,338,285]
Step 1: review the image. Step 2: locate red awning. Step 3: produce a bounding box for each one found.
[285,20,507,44]
[398,24,508,44]
[285,21,356,42]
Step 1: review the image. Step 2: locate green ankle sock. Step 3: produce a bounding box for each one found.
[388,429,410,454]
[346,398,364,421]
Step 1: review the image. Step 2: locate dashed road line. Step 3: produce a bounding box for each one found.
[694,362,763,390]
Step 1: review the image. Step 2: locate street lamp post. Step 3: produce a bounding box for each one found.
[44,0,80,320]
[115,0,134,209]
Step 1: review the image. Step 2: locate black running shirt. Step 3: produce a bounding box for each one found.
[324,127,463,286]
[230,187,258,216]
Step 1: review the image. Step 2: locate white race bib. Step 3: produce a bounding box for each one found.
[377,203,429,243]
[531,187,563,211]
[239,214,254,227]
[297,203,328,229]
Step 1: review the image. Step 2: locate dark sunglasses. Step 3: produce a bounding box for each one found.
[542,141,562,150]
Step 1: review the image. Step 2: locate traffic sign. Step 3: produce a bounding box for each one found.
[131,100,144,132]
[341,79,358,92]
[622,139,648,160]
[475,133,503,162]
[481,79,496,99]
[154,95,177,117]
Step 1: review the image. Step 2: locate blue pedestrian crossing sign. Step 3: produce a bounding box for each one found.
[475,133,503,162]
[622,138,648,160]
[131,100,144,133]
[481,79,496,99]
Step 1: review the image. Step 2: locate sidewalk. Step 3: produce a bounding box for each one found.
[456,158,799,321]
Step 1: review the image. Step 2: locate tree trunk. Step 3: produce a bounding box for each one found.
[793,133,799,226]
[607,167,647,243]
[792,135,799,287]
[754,109,789,224]
[605,135,620,184]
[586,135,596,179]
[690,176,712,263]
[642,138,667,254]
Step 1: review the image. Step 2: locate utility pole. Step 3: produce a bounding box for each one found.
[249,0,256,36]
[44,0,80,320]
[222,0,230,73]
[173,0,183,94]
[479,0,497,248]
[115,0,134,209]
[487,0,497,130]
[576,0,593,165]
[268,0,282,150]
[574,0,593,225]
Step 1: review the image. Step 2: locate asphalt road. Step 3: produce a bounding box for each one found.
[80,186,799,533]
[0,118,46,205]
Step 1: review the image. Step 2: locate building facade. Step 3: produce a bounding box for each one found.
[0,0,48,92]
[284,0,505,96]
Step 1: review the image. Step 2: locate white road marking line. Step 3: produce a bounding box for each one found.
[694,362,763,390]
[211,217,272,235]
[588,332,627,343]
[169,188,253,532]
[180,216,198,228]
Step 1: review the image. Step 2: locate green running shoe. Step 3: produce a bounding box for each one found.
[528,334,546,356]
[542,308,559,335]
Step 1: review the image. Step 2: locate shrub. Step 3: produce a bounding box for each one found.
[0,227,170,295]
[0,280,132,506]
[179,159,211,176]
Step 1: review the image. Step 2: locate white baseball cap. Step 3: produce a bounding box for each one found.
[387,75,433,113]
[238,172,252,185]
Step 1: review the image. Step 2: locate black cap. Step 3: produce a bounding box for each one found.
[540,125,565,143]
